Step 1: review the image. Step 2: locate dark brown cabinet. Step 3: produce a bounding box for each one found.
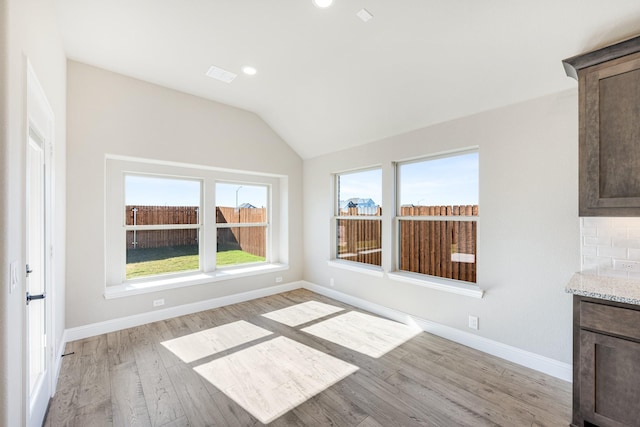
[564,36,640,216]
[573,296,640,426]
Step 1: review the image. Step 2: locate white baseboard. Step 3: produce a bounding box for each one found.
[301,281,572,382]
[51,329,68,395]
[64,281,302,342]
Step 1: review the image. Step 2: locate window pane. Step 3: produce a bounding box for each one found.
[398,152,478,283]
[217,226,266,266]
[336,219,381,266]
[215,183,268,268]
[126,230,199,279]
[216,183,267,223]
[398,152,478,215]
[338,169,382,216]
[125,175,200,225]
[399,219,476,283]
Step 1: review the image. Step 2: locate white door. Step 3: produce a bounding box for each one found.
[26,130,49,427]
[25,63,54,427]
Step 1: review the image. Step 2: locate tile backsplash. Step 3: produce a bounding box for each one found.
[581,217,640,279]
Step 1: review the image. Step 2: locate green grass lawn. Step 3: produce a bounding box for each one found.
[217,250,265,266]
[126,246,265,279]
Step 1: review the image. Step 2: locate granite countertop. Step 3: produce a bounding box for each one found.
[566,272,640,305]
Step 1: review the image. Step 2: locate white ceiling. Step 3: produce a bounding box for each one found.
[54,0,640,159]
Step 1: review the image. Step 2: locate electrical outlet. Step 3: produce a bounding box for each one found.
[468,315,479,330]
[613,259,640,272]
[330,278,335,287]
[275,276,283,283]
[153,298,165,307]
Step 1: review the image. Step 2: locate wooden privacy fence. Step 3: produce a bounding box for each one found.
[216,207,266,257]
[125,205,266,257]
[126,206,199,250]
[125,205,199,226]
[337,207,382,266]
[338,205,478,283]
[399,205,478,283]
[126,229,199,249]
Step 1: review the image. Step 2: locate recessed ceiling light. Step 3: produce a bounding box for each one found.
[242,66,257,76]
[356,8,373,22]
[205,65,237,83]
[313,0,333,8]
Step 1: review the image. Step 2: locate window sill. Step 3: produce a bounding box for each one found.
[387,271,484,299]
[104,263,289,299]
[327,260,384,277]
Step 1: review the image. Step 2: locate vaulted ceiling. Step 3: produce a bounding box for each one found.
[55,0,640,159]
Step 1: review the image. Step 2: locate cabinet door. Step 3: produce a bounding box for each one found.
[580,330,640,426]
[580,53,640,216]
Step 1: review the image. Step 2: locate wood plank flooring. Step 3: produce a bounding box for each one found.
[44,289,571,426]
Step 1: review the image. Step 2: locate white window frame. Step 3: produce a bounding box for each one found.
[392,149,481,295]
[104,156,288,298]
[215,181,271,269]
[330,166,383,274]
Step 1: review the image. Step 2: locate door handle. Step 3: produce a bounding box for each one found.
[26,292,46,305]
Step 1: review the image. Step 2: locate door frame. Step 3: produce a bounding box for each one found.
[24,59,55,427]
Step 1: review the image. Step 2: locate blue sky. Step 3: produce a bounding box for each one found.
[339,152,478,207]
[398,152,478,206]
[126,152,478,208]
[125,176,267,208]
[216,183,267,208]
[338,169,382,205]
[125,175,200,206]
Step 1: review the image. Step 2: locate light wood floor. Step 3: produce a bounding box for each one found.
[45,289,572,426]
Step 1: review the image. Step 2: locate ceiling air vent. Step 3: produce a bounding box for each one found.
[356,8,373,22]
[205,65,237,83]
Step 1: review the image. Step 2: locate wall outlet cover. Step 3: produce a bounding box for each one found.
[468,315,479,330]
[613,259,640,272]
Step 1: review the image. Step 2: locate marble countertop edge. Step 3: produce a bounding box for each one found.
[565,272,640,306]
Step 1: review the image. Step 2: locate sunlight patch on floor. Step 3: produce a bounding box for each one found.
[302,311,421,358]
[160,320,272,363]
[261,300,344,327]
[194,336,358,424]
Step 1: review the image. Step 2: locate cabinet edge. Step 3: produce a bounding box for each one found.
[563,34,640,79]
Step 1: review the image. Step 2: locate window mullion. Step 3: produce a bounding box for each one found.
[125,224,201,231]
[335,216,383,221]
[215,222,269,229]
[396,216,478,222]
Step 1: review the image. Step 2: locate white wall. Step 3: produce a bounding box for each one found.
[303,90,580,364]
[0,0,67,424]
[66,61,303,328]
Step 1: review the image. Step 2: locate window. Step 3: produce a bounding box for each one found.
[334,168,382,267]
[215,183,268,267]
[125,175,201,280]
[105,157,287,296]
[396,151,478,283]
